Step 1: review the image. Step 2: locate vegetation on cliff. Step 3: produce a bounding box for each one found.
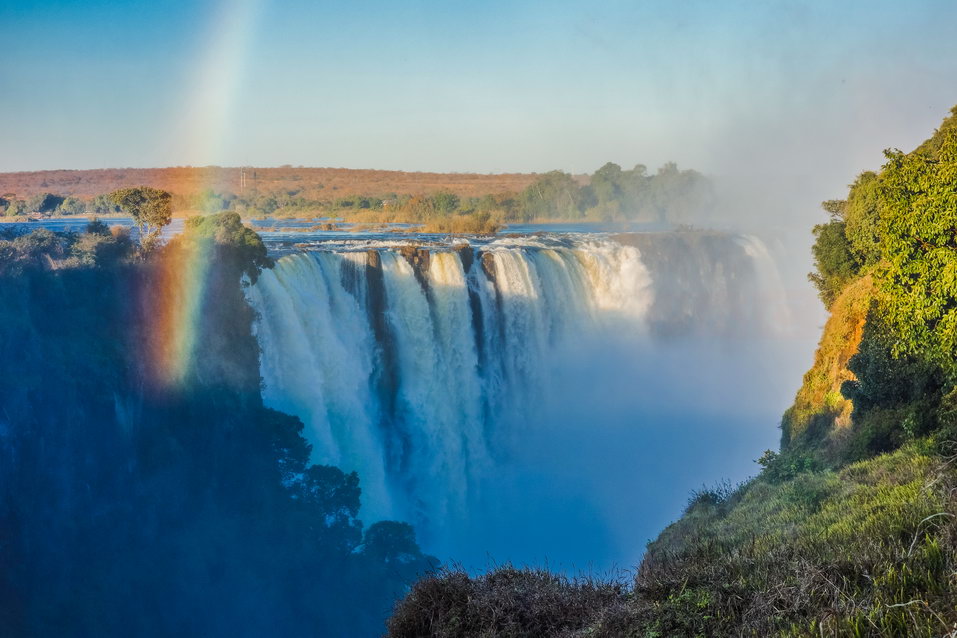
[0,211,434,636]
[386,107,957,637]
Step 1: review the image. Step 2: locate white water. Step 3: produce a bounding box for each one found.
[247,234,782,553]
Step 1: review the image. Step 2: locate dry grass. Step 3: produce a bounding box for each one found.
[782,276,873,444]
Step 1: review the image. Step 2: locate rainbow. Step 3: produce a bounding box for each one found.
[145,0,262,389]
[146,235,214,389]
[176,0,263,167]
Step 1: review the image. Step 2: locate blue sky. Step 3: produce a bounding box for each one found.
[2,0,956,187]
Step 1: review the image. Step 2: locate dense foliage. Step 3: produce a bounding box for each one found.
[109,186,173,237]
[809,106,957,370]
[808,212,861,307]
[387,107,957,637]
[0,211,433,636]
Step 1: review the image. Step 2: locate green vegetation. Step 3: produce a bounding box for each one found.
[0,161,713,230]
[578,161,714,224]
[386,106,957,637]
[207,161,711,225]
[808,206,862,307]
[108,185,173,236]
[512,162,713,223]
[0,209,434,636]
[392,443,957,637]
[808,105,957,370]
[518,170,584,219]
[641,441,956,637]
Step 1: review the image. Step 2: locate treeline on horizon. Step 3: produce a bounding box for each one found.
[0,211,435,636]
[0,161,714,231]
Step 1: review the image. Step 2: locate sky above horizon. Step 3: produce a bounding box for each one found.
[2,0,956,196]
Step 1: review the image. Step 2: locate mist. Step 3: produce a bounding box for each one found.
[438,313,814,573]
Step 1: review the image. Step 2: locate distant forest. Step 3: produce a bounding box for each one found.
[0,162,714,229]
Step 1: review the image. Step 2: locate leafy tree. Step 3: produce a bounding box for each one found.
[363,521,426,566]
[840,314,946,457]
[519,171,583,221]
[70,223,134,267]
[871,115,957,371]
[430,191,460,215]
[58,196,86,215]
[180,211,272,283]
[642,163,714,224]
[26,192,64,213]
[88,193,119,215]
[589,162,624,205]
[3,199,26,217]
[109,186,173,235]
[197,188,227,213]
[808,214,861,307]
[842,171,882,265]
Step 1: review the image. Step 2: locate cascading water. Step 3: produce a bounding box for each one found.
[247,233,786,554]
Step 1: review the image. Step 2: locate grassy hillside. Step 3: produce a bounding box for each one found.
[386,107,957,637]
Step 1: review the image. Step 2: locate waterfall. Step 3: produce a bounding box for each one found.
[247,233,781,544]
[735,234,792,331]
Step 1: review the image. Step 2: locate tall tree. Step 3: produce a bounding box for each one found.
[872,117,957,372]
[109,186,173,236]
[519,171,583,221]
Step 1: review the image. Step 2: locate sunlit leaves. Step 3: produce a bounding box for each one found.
[872,126,957,372]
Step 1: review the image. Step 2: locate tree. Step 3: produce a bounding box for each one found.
[58,196,86,215]
[589,162,624,206]
[519,171,583,221]
[180,211,273,283]
[808,214,861,307]
[430,191,460,216]
[872,120,957,372]
[26,192,64,214]
[3,199,26,217]
[88,193,119,216]
[108,186,173,235]
[842,172,882,266]
[643,163,714,224]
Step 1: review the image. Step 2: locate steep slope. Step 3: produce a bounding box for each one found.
[781,275,871,447]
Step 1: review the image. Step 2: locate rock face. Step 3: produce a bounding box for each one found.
[397,245,431,286]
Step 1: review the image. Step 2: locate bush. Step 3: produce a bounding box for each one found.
[808,218,861,307]
[388,566,629,638]
[684,479,736,513]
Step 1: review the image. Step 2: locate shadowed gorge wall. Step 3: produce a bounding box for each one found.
[0,218,433,637]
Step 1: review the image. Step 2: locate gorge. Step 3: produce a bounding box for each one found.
[247,231,796,564]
